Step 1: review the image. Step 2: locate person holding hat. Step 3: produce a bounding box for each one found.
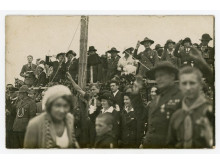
[65,50,78,82]
[6,87,19,148]
[133,37,159,78]
[87,46,101,83]
[141,61,183,148]
[117,47,137,75]
[174,37,195,67]
[46,53,66,83]
[106,47,121,80]
[199,33,214,66]
[161,39,180,68]
[24,85,79,148]
[35,64,47,87]
[20,55,37,87]
[12,85,37,148]
[154,44,164,61]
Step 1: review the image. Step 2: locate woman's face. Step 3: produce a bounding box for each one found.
[124,95,131,107]
[50,97,70,121]
[101,99,109,109]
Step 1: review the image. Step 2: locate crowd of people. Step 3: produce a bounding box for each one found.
[5,33,214,149]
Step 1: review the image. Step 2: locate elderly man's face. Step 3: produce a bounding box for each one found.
[67,54,73,61]
[201,40,210,46]
[27,56,33,63]
[89,51,96,55]
[58,55,64,62]
[111,52,117,58]
[179,73,201,100]
[155,70,175,89]
[184,42,191,48]
[168,43,174,49]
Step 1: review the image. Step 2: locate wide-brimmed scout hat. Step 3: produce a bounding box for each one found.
[88,46,97,53]
[182,37,192,45]
[146,61,178,80]
[56,52,65,59]
[18,85,29,93]
[107,47,120,53]
[66,50,76,57]
[200,33,212,41]
[166,39,176,45]
[123,47,134,54]
[140,37,154,45]
[154,44,163,50]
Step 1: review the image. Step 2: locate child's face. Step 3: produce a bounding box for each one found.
[95,118,111,136]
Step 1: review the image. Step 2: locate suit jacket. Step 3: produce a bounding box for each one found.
[49,61,66,82]
[142,85,183,148]
[107,56,120,80]
[161,49,180,68]
[20,63,37,78]
[112,91,124,110]
[35,72,47,87]
[13,97,37,132]
[133,48,159,78]
[66,58,78,81]
[20,64,37,86]
[24,112,78,148]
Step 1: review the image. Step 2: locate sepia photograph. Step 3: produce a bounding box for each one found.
[5,15,215,149]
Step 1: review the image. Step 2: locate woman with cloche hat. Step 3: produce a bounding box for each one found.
[24,85,79,148]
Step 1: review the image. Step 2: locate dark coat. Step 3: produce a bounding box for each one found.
[35,72,47,87]
[199,45,214,66]
[6,98,18,131]
[107,56,120,80]
[120,108,138,148]
[112,91,124,110]
[47,61,66,83]
[94,132,117,148]
[142,85,183,148]
[13,97,37,132]
[161,49,181,68]
[20,64,37,86]
[66,58,78,81]
[167,95,214,148]
[133,48,159,78]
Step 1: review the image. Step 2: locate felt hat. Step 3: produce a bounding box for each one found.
[88,46,97,52]
[123,47,134,54]
[200,33,212,41]
[154,44,163,50]
[140,37,154,45]
[182,37,192,45]
[165,39,176,45]
[66,50,76,57]
[56,53,65,59]
[107,47,120,53]
[146,61,178,80]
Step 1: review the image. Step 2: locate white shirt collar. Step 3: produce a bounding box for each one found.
[113,90,119,97]
[167,48,174,54]
[125,106,134,113]
[101,106,114,114]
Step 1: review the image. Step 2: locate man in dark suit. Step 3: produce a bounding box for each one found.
[106,47,121,81]
[20,55,37,87]
[65,50,78,82]
[110,80,123,110]
[141,61,183,148]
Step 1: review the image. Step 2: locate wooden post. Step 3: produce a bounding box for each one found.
[78,16,89,147]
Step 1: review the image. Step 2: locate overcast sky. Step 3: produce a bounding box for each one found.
[6,15,214,84]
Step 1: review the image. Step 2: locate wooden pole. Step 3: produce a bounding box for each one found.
[78,16,89,147]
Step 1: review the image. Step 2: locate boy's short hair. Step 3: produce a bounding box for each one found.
[96,113,114,126]
[179,66,203,82]
[110,80,119,86]
[27,55,33,59]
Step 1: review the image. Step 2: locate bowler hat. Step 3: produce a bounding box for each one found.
[182,37,192,44]
[140,37,154,45]
[88,46,97,52]
[56,53,65,59]
[66,50,76,57]
[165,39,176,45]
[19,85,29,93]
[146,61,178,80]
[123,47,134,54]
[107,47,120,53]
[200,33,212,41]
[154,44,163,50]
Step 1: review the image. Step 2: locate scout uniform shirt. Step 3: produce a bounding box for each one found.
[142,85,183,148]
[13,96,37,132]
